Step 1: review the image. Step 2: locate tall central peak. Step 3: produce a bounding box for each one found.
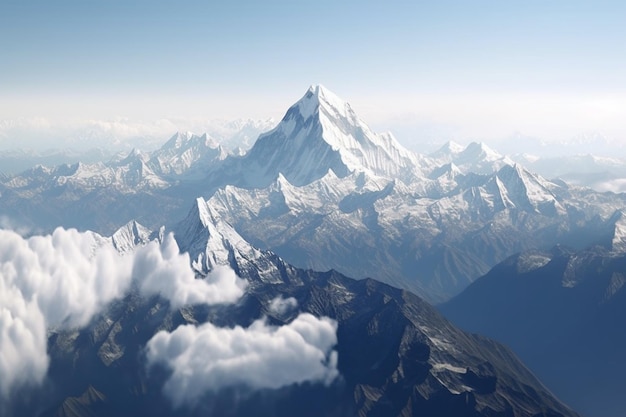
[237,85,420,187]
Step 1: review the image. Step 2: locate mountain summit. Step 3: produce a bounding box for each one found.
[236,85,420,187]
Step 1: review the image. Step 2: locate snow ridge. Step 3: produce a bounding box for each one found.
[237,85,422,187]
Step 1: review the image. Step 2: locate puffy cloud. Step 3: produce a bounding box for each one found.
[145,313,339,407]
[133,235,246,308]
[268,295,298,315]
[0,228,245,396]
[0,225,334,407]
[0,228,130,395]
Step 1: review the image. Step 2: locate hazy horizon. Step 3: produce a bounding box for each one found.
[1,1,625,156]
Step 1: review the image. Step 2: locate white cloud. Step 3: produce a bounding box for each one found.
[0,228,130,395]
[133,236,247,308]
[145,313,339,407]
[0,226,332,407]
[0,228,245,396]
[268,295,298,315]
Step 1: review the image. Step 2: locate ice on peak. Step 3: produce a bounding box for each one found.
[165,131,195,148]
[293,84,351,120]
[192,197,221,228]
[433,141,465,157]
[491,163,565,215]
[497,163,545,186]
[515,251,552,274]
[163,131,218,150]
[276,172,294,184]
[442,162,461,173]
[308,84,344,104]
[462,142,499,159]
[610,210,626,252]
[270,173,296,192]
[120,148,147,164]
[111,219,153,253]
[429,162,463,180]
[429,141,467,168]
[240,84,421,187]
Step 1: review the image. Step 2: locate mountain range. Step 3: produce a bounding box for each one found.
[3,85,623,302]
[6,200,578,417]
[511,152,626,193]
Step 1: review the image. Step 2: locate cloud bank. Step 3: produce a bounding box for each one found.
[0,227,245,396]
[145,313,339,407]
[133,235,247,308]
[0,225,338,407]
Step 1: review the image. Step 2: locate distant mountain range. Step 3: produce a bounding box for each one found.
[4,84,622,417]
[0,118,275,174]
[511,152,626,193]
[2,85,626,303]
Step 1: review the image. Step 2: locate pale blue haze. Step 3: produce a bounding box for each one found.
[1,0,625,149]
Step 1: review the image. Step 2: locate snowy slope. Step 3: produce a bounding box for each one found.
[232,84,423,187]
[2,85,626,302]
[172,197,296,285]
[147,131,227,177]
[430,141,515,175]
[205,156,613,301]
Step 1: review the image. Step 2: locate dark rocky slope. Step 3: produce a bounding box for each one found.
[23,267,579,417]
[441,246,626,417]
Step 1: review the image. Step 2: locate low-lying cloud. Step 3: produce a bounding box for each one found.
[0,227,246,396]
[145,313,339,407]
[268,295,298,315]
[133,235,246,308]
[0,225,338,407]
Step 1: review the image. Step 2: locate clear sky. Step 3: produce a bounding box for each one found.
[1,0,625,153]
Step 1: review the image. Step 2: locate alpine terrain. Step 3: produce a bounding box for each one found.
[4,202,580,417]
[2,85,626,303]
[1,84,611,417]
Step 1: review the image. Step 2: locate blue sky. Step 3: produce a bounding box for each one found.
[1,0,625,151]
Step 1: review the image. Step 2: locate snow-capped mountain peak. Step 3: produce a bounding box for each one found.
[429,162,463,180]
[149,131,226,177]
[295,84,351,120]
[490,164,564,215]
[237,85,421,187]
[162,131,218,151]
[172,197,291,284]
[430,140,465,159]
[429,141,515,175]
[111,219,159,253]
[456,142,503,167]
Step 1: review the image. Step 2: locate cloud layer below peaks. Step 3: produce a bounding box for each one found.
[0,227,246,396]
[0,227,339,406]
